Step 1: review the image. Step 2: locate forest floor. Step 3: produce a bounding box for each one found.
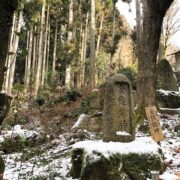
[0,93,180,180]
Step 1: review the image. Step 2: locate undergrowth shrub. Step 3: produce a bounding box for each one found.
[119,66,137,90]
[51,89,82,105]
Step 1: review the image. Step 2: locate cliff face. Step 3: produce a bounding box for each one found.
[112,15,136,69]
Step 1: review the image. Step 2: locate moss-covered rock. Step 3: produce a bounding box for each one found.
[121,153,164,180]
[71,148,165,180]
[0,155,5,176]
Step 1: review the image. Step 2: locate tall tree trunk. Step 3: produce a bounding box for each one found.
[90,0,96,90]
[45,20,50,84]
[4,10,23,94]
[77,24,83,88]
[31,25,37,92]
[4,13,17,92]
[35,0,46,96]
[24,28,33,92]
[81,12,89,87]
[41,5,49,86]
[136,0,174,121]
[96,13,104,56]
[0,1,18,91]
[136,0,142,59]
[109,1,116,68]
[65,0,74,90]
[52,19,58,78]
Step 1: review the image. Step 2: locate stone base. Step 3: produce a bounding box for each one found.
[71,140,165,180]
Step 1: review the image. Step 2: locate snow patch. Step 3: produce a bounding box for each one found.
[0,125,39,143]
[116,131,131,136]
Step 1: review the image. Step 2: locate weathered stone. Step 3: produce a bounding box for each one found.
[90,89,100,110]
[156,90,180,109]
[71,148,164,180]
[103,74,135,142]
[156,59,178,91]
[0,92,12,125]
[175,71,180,86]
[174,124,180,133]
[72,113,103,133]
[0,155,5,178]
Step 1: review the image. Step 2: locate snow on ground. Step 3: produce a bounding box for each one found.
[0,113,180,179]
[160,172,180,180]
[0,125,39,143]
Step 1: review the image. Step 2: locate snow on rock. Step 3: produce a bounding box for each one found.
[157,89,180,96]
[116,131,131,136]
[73,137,160,158]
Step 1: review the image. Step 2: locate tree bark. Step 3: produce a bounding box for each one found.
[45,20,51,84]
[31,24,38,92]
[81,12,89,87]
[35,0,46,96]
[136,0,174,119]
[41,5,49,86]
[4,10,23,94]
[24,28,33,92]
[52,19,58,78]
[65,0,74,90]
[96,13,104,56]
[90,0,96,90]
[0,1,18,91]
[4,13,17,92]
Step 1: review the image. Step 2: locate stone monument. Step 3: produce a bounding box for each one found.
[156,59,178,91]
[103,74,135,142]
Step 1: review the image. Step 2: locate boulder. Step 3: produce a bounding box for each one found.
[0,92,12,125]
[156,90,180,108]
[72,113,103,133]
[71,139,165,180]
[156,59,178,91]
